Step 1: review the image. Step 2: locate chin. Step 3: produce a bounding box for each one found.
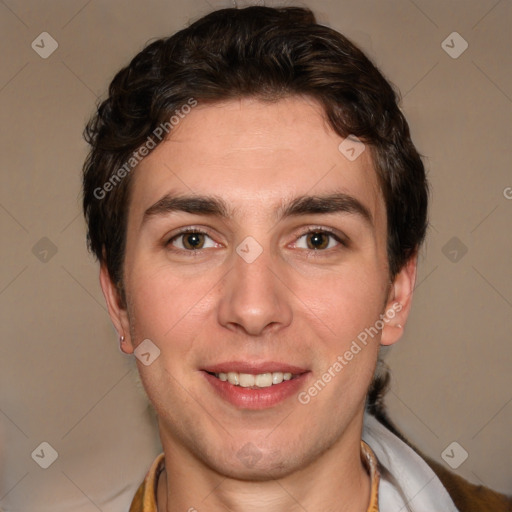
[201,440,312,482]
[213,455,297,482]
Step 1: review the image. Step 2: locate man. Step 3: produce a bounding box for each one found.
[82,6,511,512]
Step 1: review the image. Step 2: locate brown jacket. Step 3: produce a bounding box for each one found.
[420,452,511,511]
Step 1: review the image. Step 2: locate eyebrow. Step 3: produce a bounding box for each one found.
[143,192,373,227]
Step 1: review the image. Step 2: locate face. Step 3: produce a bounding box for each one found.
[101,96,415,480]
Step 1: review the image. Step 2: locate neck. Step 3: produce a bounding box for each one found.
[157,416,371,512]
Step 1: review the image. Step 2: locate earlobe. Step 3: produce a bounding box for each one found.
[380,255,418,347]
[99,264,134,354]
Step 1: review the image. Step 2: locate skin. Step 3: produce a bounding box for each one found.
[100,96,417,512]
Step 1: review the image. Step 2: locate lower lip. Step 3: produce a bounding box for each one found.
[203,371,309,410]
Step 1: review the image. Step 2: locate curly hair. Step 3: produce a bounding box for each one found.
[83,5,428,299]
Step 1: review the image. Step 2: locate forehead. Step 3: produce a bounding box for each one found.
[129,96,384,226]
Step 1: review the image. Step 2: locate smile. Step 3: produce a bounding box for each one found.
[210,371,296,388]
[203,367,309,409]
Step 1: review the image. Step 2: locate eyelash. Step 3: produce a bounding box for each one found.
[165,226,347,256]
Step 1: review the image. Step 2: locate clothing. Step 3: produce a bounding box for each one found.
[129,441,380,512]
[364,414,512,512]
[362,413,459,511]
[129,413,511,511]
[129,452,163,512]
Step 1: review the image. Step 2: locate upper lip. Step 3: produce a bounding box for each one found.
[202,361,309,374]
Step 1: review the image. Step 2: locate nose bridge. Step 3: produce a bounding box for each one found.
[235,242,275,296]
[217,237,292,336]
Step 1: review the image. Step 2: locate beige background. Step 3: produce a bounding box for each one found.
[1,0,511,510]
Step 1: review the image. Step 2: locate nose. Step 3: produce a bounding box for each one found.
[217,243,293,337]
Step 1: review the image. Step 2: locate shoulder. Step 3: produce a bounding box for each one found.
[421,453,512,512]
[366,406,511,512]
[365,371,511,511]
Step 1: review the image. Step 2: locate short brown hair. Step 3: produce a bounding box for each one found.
[83,6,428,293]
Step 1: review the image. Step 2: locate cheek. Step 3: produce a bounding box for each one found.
[303,270,385,407]
[128,260,194,330]
[125,268,206,405]
[296,264,388,346]
[126,260,220,369]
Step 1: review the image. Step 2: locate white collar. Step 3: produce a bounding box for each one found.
[362,413,460,512]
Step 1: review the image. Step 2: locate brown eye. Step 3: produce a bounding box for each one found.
[168,230,216,251]
[182,232,205,250]
[295,230,341,251]
[306,232,330,250]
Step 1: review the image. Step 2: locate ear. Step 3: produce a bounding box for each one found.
[99,264,134,354]
[380,255,418,347]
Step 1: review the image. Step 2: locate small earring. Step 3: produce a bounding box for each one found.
[396,324,403,329]
[118,335,127,354]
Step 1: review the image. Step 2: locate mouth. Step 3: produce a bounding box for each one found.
[201,362,310,409]
[206,370,299,389]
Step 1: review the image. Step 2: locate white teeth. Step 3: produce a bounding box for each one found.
[272,372,284,384]
[239,373,255,388]
[214,371,297,388]
[227,372,239,385]
[255,373,273,387]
